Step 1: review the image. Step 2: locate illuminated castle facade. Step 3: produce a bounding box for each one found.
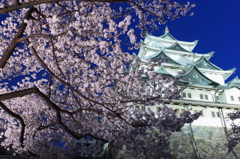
[137,27,240,127]
[133,27,240,159]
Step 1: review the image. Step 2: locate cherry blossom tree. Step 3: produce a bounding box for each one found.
[0,0,200,158]
[227,111,240,153]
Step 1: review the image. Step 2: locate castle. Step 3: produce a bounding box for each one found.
[76,28,240,159]
[134,27,240,159]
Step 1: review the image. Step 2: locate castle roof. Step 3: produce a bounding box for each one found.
[159,32,177,41]
[138,28,238,86]
[144,33,198,52]
[179,65,220,86]
[142,50,182,66]
[166,42,191,53]
[163,49,214,61]
[194,56,222,70]
[139,44,214,63]
[225,76,240,89]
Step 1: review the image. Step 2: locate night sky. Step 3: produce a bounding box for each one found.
[154,0,240,82]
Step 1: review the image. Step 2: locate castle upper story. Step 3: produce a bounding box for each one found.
[137,27,240,107]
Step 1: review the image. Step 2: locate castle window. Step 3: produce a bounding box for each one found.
[238,97,240,101]
[211,112,216,117]
[135,106,140,110]
[200,94,203,99]
[215,96,219,101]
[182,93,186,98]
[230,96,234,101]
[216,112,220,118]
[188,93,191,98]
[205,95,208,100]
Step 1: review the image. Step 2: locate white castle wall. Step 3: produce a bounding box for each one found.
[222,87,240,104]
[144,104,234,127]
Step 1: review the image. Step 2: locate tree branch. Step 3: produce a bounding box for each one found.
[0,0,126,15]
[50,39,67,79]
[0,87,71,115]
[27,39,118,113]
[0,102,26,145]
[0,7,36,68]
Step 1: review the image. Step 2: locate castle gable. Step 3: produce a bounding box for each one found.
[180,66,220,86]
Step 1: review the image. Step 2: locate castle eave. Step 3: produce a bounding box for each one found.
[161,63,186,69]
[198,68,234,75]
[164,99,240,110]
[145,34,197,52]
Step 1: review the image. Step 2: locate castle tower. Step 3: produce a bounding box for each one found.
[135,27,240,159]
[137,27,239,127]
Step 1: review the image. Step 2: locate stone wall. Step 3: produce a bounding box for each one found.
[116,125,240,159]
[169,125,240,159]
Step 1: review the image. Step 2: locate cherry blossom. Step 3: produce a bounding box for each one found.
[0,0,198,158]
[227,111,240,153]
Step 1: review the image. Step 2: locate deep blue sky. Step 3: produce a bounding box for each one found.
[154,0,240,82]
[0,0,239,83]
